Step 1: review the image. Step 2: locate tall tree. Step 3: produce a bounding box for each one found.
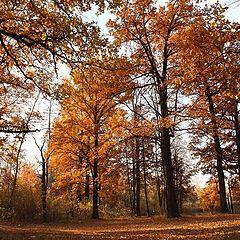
[49,57,133,219]
[177,2,239,213]
[108,0,197,218]
[33,99,54,222]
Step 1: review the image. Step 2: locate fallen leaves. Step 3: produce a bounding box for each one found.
[0,214,240,240]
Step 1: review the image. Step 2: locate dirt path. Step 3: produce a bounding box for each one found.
[0,214,240,239]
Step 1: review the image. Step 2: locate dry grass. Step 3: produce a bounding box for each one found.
[0,214,240,239]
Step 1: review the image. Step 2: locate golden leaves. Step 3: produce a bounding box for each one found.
[48,56,133,198]
[197,179,220,211]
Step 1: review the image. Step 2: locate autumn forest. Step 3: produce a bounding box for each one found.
[0,0,240,231]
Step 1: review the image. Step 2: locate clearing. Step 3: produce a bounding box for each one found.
[0,214,240,240]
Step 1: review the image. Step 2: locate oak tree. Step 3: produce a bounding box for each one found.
[108,0,197,218]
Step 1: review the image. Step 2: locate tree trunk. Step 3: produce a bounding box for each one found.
[92,129,99,219]
[41,157,47,222]
[156,177,162,213]
[92,159,99,219]
[132,153,136,215]
[142,143,150,217]
[9,135,25,210]
[150,33,180,217]
[159,87,180,218]
[233,102,240,178]
[228,183,234,213]
[154,142,163,213]
[135,138,141,216]
[126,150,134,214]
[205,86,228,213]
[85,173,90,200]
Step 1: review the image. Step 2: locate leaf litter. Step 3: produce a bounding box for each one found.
[0,214,240,240]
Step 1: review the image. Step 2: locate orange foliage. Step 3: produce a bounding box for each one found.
[197,180,220,212]
[48,57,133,206]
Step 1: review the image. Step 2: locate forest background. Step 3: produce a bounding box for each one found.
[0,0,240,222]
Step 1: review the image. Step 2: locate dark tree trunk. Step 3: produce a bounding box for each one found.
[142,143,150,217]
[228,183,234,214]
[85,173,90,200]
[135,138,141,216]
[173,154,183,211]
[9,136,25,210]
[92,129,99,219]
[131,140,136,214]
[154,142,163,213]
[215,137,228,213]
[156,177,162,212]
[92,159,99,219]
[206,86,228,213]
[159,87,180,218]
[233,102,240,178]
[39,141,50,222]
[41,158,47,222]
[149,31,180,217]
[132,153,136,215]
[143,171,150,217]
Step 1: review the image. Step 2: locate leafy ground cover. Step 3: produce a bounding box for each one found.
[0,214,240,240]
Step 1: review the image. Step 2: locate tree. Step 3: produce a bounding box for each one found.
[0,0,120,219]
[33,99,54,222]
[198,179,220,213]
[108,0,198,218]
[7,93,41,211]
[14,164,40,220]
[171,136,195,212]
[0,0,116,134]
[49,57,133,219]
[177,2,239,213]
[123,99,155,216]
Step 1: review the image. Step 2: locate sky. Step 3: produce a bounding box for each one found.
[208,0,240,21]
[84,0,240,34]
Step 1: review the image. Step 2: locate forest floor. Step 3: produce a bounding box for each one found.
[0,214,240,240]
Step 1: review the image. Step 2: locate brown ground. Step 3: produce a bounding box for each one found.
[0,214,240,240]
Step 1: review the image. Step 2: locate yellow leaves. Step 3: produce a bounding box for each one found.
[172,76,184,89]
[158,116,176,129]
[26,70,35,79]
[108,0,158,46]
[48,57,132,199]
[197,180,220,212]
[122,121,155,158]
[18,164,40,193]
